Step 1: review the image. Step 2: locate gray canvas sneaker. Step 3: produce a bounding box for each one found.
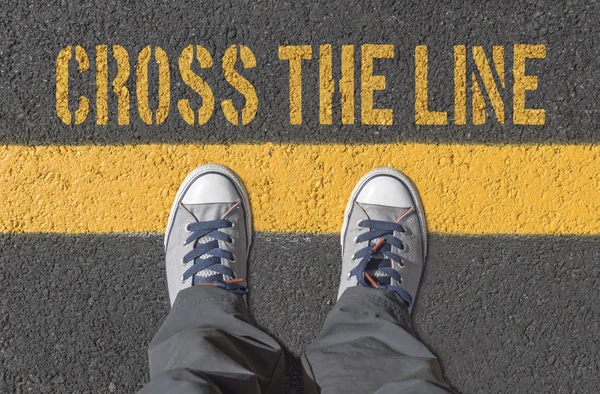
[338,167,427,314]
[164,163,252,306]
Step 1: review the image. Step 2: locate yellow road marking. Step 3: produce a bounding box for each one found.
[1,143,598,234]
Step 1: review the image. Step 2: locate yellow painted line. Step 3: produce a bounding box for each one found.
[0,143,598,234]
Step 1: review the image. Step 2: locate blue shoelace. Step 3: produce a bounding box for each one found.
[349,219,413,306]
[181,219,247,295]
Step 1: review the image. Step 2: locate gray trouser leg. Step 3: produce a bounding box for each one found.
[302,286,455,394]
[139,286,284,394]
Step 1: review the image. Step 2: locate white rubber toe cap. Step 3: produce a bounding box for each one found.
[356,175,414,208]
[181,173,240,204]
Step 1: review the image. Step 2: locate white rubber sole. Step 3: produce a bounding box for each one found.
[340,167,428,257]
[164,163,253,255]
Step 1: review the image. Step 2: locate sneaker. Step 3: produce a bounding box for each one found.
[338,167,427,314]
[164,163,252,306]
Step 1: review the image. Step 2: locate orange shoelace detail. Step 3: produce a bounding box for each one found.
[197,278,245,286]
[364,272,379,289]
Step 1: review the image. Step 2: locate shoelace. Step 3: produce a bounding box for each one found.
[181,219,247,295]
[349,219,413,306]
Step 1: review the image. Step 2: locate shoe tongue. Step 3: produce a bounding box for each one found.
[357,202,410,224]
[356,202,410,259]
[180,201,239,222]
[181,202,240,283]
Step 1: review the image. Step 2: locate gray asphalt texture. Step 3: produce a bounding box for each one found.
[1,1,600,393]
[1,233,599,393]
[0,0,599,144]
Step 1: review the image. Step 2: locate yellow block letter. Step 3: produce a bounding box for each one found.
[472,46,505,124]
[513,44,546,125]
[415,45,447,125]
[95,45,131,125]
[56,45,89,125]
[112,45,131,125]
[361,44,393,125]
[222,45,258,126]
[278,45,312,125]
[96,45,108,125]
[453,45,466,125]
[320,45,355,125]
[319,44,334,125]
[178,45,214,125]
[136,46,171,125]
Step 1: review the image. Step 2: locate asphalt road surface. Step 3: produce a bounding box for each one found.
[1,0,599,393]
[2,234,599,393]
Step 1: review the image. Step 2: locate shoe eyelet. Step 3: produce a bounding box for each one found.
[353,236,360,245]
[399,262,406,269]
[230,255,236,263]
[185,223,192,233]
[180,258,187,266]
[230,222,236,229]
[399,242,407,251]
[228,238,235,246]
[347,272,352,280]
[351,254,356,261]
[356,220,364,230]
[181,275,187,284]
